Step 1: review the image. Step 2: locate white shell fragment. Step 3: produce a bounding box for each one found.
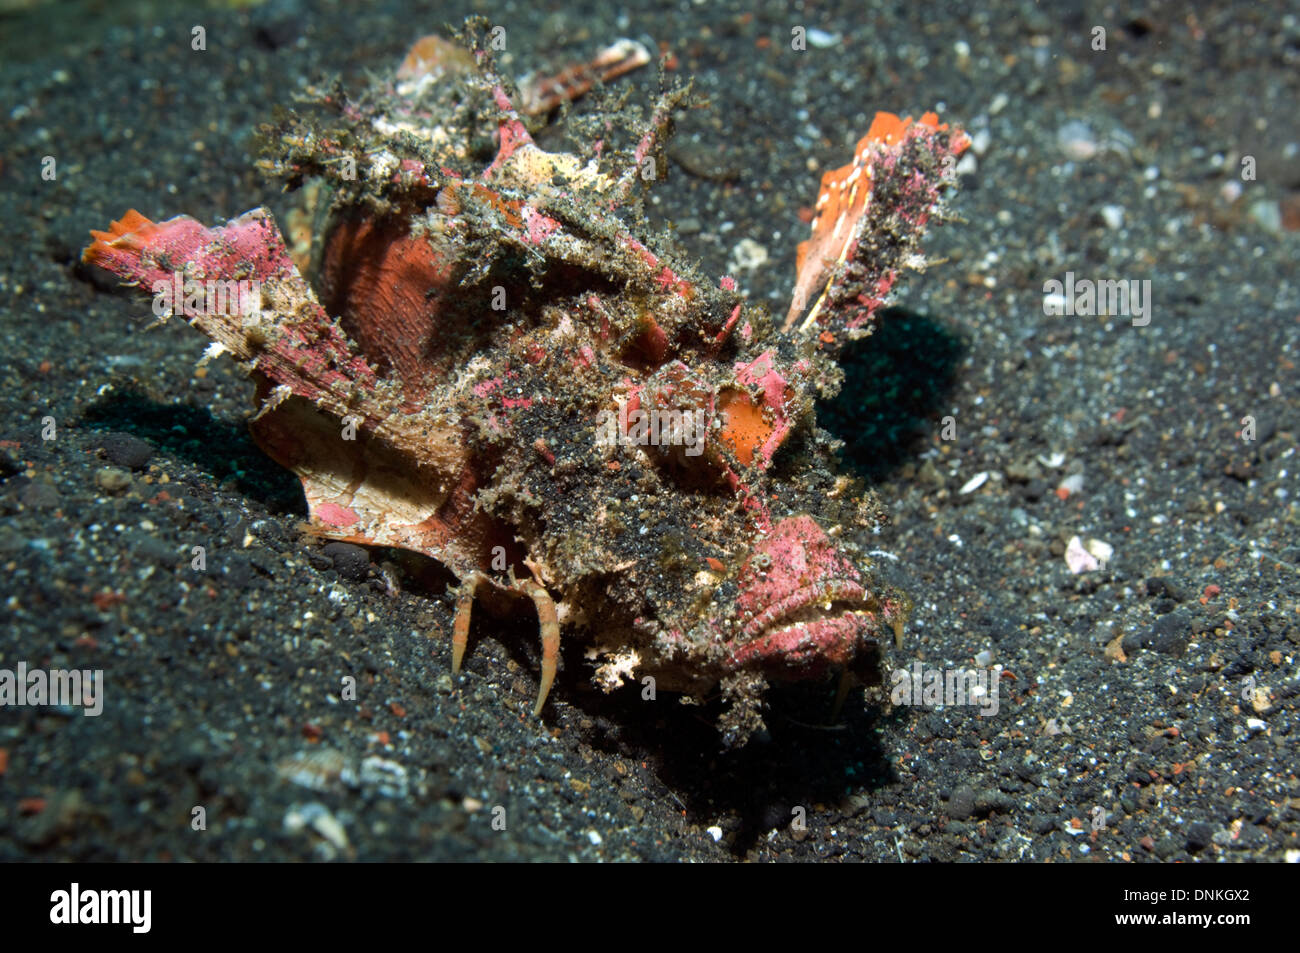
[1084,537,1113,567]
[1065,535,1113,574]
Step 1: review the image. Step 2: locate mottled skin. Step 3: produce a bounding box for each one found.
[83,29,965,745]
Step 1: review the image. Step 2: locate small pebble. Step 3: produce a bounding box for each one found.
[323,541,370,582]
[284,802,349,851]
[1057,472,1085,496]
[947,786,976,820]
[1186,822,1213,852]
[1248,198,1282,234]
[727,238,769,273]
[1057,120,1098,161]
[99,432,153,470]
[20,481,61,508]
[806,28,841,48]
[94,467,132,494]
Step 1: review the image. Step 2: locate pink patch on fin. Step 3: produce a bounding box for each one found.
[316,503,360,528]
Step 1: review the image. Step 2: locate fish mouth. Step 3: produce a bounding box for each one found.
[726,579,882,676]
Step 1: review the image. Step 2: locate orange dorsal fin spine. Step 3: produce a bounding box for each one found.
[783,109,963,333]
[83,209,159,264]
[865,111,906,145]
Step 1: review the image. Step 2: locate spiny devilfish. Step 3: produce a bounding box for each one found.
[83,27,968,746]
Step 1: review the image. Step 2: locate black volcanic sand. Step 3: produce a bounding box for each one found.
[0,0,1296,861]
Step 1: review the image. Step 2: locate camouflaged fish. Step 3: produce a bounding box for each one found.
[83,27,968,745]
